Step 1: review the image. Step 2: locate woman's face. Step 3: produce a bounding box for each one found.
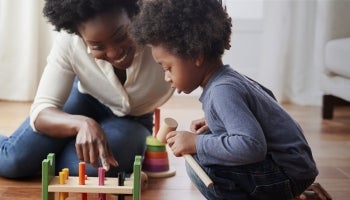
[78,10,136,70]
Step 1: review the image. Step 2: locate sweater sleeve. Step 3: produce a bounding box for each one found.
[29,32,76,131]
[196,84,267,166]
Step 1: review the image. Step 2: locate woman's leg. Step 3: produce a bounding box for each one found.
[0,78,94,178]
[0,118,71,178]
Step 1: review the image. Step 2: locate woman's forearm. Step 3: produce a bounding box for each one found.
[34,107,88,138]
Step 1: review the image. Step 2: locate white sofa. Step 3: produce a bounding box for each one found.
[321,37,350,119]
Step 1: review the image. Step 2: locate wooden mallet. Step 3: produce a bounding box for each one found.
[156,117,213,188]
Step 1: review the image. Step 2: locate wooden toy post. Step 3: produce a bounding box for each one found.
[42,153,55,200]
[42,153,142,200]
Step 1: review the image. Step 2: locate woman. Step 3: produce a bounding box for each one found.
[0,0,173,178]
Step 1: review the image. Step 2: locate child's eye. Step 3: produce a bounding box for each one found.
[163,67,171,72]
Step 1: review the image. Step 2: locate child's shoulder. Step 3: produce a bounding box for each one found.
[211,65,246,86]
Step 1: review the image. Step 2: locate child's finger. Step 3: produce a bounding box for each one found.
[196,125,209,134]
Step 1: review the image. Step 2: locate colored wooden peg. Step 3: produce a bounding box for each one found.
[59,171,66,200]
[118,171,125,200]
[61,168,69,199]
[98,167,106,200]
[81,193,87,200]
[78,162,87,200]
[79,162,86,185]
[154,108,160,136]
[62,168,69,180]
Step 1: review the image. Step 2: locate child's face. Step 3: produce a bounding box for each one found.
[151,45,203,94]
[78,10,136,70]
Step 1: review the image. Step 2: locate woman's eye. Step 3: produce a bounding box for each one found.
[91,51,106,60]
[114,32,128,44]
[90,45,104,51]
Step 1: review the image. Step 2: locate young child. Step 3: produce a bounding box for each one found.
[131,0,323,199]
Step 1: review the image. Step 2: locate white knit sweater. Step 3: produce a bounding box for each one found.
[30,31,174,130]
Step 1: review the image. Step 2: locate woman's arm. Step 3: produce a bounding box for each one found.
[34,107,86,138]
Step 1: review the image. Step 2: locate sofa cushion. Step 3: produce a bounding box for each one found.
[324,37,350,78]
[321,73,350,102]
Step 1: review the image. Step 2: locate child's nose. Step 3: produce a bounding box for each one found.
[164,72,172,82]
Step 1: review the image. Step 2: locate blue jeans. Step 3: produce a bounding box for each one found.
[186,155,314,200]
[0,79,152,178]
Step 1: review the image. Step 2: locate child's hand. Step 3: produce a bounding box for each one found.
[166,131,197,157]
[190,118,209,134]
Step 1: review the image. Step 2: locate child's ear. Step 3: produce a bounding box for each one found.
[195,53,204,67]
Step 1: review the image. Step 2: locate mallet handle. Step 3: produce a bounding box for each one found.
[183,154,213,188]
[157,117,213,188]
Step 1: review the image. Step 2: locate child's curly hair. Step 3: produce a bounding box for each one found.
[43,0,139,35]
[131,0,232,61]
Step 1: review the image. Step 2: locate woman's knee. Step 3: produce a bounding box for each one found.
[0,154,40,178]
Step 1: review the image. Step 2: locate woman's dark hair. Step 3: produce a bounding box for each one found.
[131,0,232,60]
[43,0,139,35]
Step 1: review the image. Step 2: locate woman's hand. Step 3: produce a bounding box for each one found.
[166,131,197,157]
[75,117,118,171]
[190,118,209,134]
[35,107,118,171]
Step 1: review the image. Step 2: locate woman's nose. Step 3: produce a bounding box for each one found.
[105,46,123,60]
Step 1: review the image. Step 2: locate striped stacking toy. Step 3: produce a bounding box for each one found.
[142,136,176,178]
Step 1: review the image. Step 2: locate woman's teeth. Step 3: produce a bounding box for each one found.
[115,52,128,63]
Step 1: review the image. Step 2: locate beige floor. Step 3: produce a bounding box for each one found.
[0,96,350,200]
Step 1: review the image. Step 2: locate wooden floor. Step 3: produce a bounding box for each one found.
[0,96,349,200]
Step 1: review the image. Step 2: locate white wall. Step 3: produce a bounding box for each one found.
[178,0,264,96]
[223,19,263,79]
